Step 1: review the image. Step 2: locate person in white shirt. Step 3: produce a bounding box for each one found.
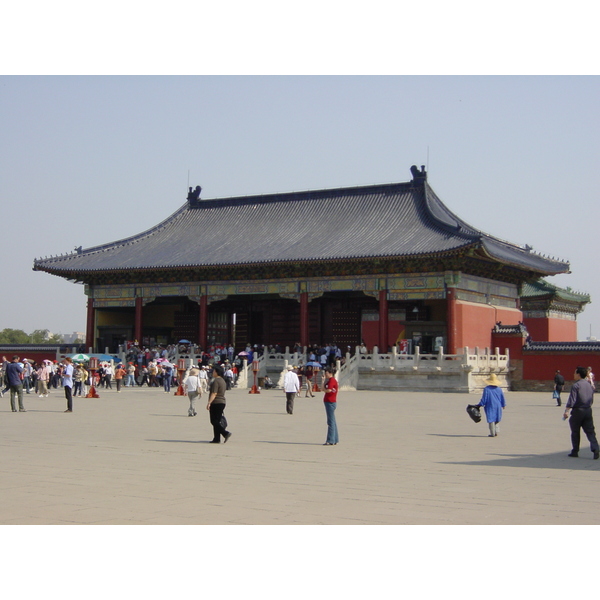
[198,366,209,393]
[283,365,300,415]
[224,365,234,390]
[63,357,75,412]
[184,368,202,417]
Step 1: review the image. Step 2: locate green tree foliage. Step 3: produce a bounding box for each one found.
[29,329,52,343]
[0,328,30,344]
[0,328,65,344]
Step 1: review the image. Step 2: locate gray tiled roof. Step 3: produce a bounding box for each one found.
[521,279,590,303]
[524,341,600,352]
[492,323,529,335]
[33,172,570,278]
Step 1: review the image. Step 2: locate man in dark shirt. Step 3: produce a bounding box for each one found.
[6,355,26,412]
[554,370,565,406]
[564,366,599,459]
[206,364,232,444]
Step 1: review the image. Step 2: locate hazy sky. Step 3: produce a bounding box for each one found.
[1,75,599,339]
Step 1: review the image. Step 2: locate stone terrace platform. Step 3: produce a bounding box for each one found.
[1,385,598,525]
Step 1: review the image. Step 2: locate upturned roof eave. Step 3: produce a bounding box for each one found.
[32,244,482,280]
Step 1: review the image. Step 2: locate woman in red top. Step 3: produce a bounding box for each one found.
[323,367,339,445]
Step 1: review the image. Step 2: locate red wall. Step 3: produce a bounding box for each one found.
[0,351,58,365]
[524,317,578,342]
[361,320,405,351]
[491,334,600,384]
[455,302,523,350]
[523,353,600,381]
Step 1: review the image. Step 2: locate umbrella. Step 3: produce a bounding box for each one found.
[178,339,191,344]
[237,351,250,356]
[70,353,90,362]
[306,361,321,368]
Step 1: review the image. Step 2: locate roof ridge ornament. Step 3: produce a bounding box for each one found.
[187,185,202,208]
[410,164,427,183]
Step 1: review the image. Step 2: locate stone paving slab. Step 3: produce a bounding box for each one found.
[1,384,598,524]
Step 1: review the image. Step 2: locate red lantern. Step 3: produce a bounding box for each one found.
[174,360,186,396]
[249,359,260,394]
[312,364,321,392]
[85,356,100,398]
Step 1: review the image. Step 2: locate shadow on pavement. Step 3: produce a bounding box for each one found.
[254,440,324,446]
[439,451,600,470]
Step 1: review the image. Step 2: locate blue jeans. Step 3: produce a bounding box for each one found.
[324,402,339,444]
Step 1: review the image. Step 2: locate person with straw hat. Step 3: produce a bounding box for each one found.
[476,373,506,437]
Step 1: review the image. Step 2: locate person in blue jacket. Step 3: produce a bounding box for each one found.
[477,373,506,437]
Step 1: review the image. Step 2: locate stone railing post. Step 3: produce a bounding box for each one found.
[437,346,444,368]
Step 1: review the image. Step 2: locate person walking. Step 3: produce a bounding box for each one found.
[477,373,506,437]
[163,363,173,393]
[586,366,595,390]
[184,367,201,417]
[283,365,300,414]
[6,355,26,412]
[104,363,113,389]
[224,364,234,390]
[73,363,85,397]
[304,366,315,397]
[126,363,136,387]
[206,364,231,443]
[36,361,50,398]
[198,365,209,394]
[63,357,74,413]
[564,366,600,459]
[114,363,126,392]
[22,359,33,394]
[475,373,506,437]
[554,370,565,406]
[322,367,339,445]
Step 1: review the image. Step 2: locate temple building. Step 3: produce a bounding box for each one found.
[33,166,573,354]
[520,279,590,342]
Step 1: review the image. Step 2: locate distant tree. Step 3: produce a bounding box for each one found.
[29,329,51,343]
[0,328,30,344]
[48,333,64,344]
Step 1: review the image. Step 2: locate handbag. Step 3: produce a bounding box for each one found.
[220,414,228,429]
[552,390,560,400]
[466,404,482,423]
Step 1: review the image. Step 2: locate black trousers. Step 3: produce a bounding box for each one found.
[285,392,295,414]
[65,385,73,411]
[569,407,600,452]
[209,403,228,441]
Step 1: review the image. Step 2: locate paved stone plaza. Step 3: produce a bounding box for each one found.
[1,384,599,525]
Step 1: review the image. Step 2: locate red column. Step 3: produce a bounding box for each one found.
[135,297,143,343]
[447,287,458,354]
[199,295,208,350]
[300,292,309,348]
[378,290,388,351]
[86,298,95,353]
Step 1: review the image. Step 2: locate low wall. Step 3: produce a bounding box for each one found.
[357,369,471,393]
